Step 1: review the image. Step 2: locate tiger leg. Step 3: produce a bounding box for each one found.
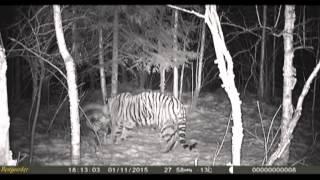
[159,124,178,153]
[111,119,124,144]
[118,120,135,141]
[119,127,128,141]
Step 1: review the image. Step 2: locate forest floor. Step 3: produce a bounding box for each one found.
[9,88,320,166]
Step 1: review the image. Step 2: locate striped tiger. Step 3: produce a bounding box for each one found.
[106,91,195,153]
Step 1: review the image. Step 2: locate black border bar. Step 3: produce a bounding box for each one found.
[0,166,318,174]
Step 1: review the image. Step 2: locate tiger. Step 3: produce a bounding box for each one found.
[106,91,196,153]
[80,103,112,144]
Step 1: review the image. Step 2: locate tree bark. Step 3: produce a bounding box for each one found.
[179,28,189,100]
[111,8,119,97]
[28,59,39,131]
[71,8,80,87]
[191,63,194,99]
[71,8,80,62]
[302,6,305,47]
[258,5,267,101]
[0,36,16,165]
[205,5,243,165]
[29,61,44,164]
[192,20,206,109]
[179,64,185,100]
[53,5,81,165]
[272,7,277,97]
[312,23,320,135]
[160,67,165,93]
[267,5,296,165]
[272,36,276,97]
[158,12,166,93]
[98,27,107,104]
[173,9,179,98]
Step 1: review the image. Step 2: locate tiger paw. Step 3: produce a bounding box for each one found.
[119,134,128,141]
[186,140,198,152]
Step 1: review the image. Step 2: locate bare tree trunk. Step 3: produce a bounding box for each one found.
[179,37,188,100]
[29,61,44,164]
[267,5,320,165]
[160,67,165,93]
[302,6,306,47]
[99,27,107,104]
[191,62,194,100]
[0,35,16,165]
[158,12,166,93]
[53,5,80,165]
[72,8,79,63]
[268,43,320,166]
[192,20,206,109]
[71,8,81,87]
[71,8,82,97]
[111,8,119,97]
[272,7,277,97]
[312,56,318,137]
[267,5,296,165]
[258,5,267,101]
[205,5,243,165]
[312,23,320,136]
[272,37,276,97]
[173,9,179,98]
[28,59,38,131]
[159,40,165,93]
[179,64,185,100]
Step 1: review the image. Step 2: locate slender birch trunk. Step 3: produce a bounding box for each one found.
[179,37,188,100]
[160,67,166,93]
[173,9,179,98]
[29,61,44,164]
[205,5,243,165]
[192,20,206,109]
[258,5,267,101]
[267,5,296,165]
[111,8,119,97]
[272,7,277,97]
[99,27,107,104]
[53,5,80,165]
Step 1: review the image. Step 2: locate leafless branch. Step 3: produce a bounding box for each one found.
[273,5,282,28]
[221,22,260,38]
[255,5,262,27]
[9,38,67,80]
[294,46,314,52]
[167,5,205,19]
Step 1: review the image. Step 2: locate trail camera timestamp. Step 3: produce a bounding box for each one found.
[68,167,101,174]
